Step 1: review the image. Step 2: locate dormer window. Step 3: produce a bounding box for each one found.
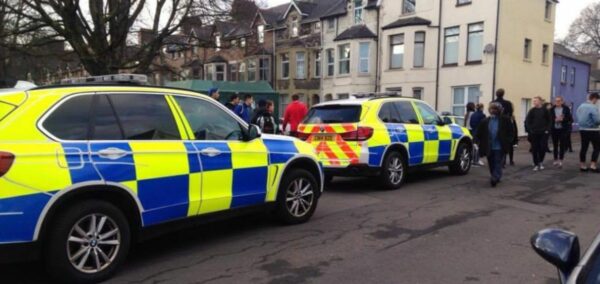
[258,25,265,43]
[403,0,416,14]
[215,35,221,51]
[354,0,364,24]
[291,17,299,37]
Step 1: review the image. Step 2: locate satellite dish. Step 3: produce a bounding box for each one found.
[484,44,495,54]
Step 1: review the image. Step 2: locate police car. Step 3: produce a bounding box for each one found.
[0,75,323,283]
[297,94,472,189]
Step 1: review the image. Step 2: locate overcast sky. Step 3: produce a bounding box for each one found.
[265,0,598,40]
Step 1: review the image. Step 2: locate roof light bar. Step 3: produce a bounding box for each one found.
[60,74,148,85]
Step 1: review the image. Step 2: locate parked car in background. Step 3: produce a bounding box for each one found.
[296,96,473,190]
[0,75,323,283]
[531,228,600,283]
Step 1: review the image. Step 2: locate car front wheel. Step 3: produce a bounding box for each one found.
[274,168,319,225]
[44,200,131,284]
[379,151,406,190]
[449,142,472,175]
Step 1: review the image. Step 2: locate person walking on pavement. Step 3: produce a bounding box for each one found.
[474,103,514,187]
[550,96,573,169]
[576,92,600,172]
[283,94,308,137]
[525,96,552,171]
[494,89,514,118]
[208,87,220,101]
[544,102,553,154]
[225,94,239,111]
[252,100,278,134]
[470,103,486,167]
[464,102,476,129]
[506,115,518,166]
[234,94,254,123]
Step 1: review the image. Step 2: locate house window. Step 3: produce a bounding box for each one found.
[467,23,484,63]
[241,38,246,47]
[281,54,290,79]
[338,93,350,100]
[229,63,238,81]
[403,0,416,14]
[444,27,459,65]
[414,32,425,68]
[215,64,226,81]
[216,35,221,51]
[258,25,265,43]
[457,0,471,5]
[192,68,201,79]
[327,19,335,31]
[354,0,364,24]
[259,58,270,81]
[570,67,576,86]
[359,42,370,73]
[296,52,306,79]
[542,44,549,64]
[314,22,321,33]
[452,86,480,115]
[239,62,246,81]
[390,34,405,69]
[326,49,335,76]
[524,38,532,60]
[248,59,257,81]
[338,44,351,75]
[291,17,299,37]
[413,88,423,100]
[560,65,567,84]
[314,51,321,78]
[545,1,552,20]
[230,40,237,47]
[204,65,213,80]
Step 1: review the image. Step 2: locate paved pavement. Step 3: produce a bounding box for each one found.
[3,140,600,284]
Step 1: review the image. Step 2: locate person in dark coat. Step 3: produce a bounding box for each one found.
[493,89,514,118]
[225,94,240,111]
[549,96,573,168]
[525,96,553,171]
[470,103,486,166]
[474,103,515,187]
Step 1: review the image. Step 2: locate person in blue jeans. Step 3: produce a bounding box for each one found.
[474,103,515,187]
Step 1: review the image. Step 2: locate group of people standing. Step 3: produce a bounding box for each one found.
[471,88,600,188]
[208,88,308,136]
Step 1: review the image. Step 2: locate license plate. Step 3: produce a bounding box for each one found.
[312,134,334,142]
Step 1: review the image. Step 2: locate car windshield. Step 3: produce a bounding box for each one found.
[303,105,362,124]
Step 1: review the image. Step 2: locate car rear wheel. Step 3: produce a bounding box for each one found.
[379,151,406,190]
[449,142,472,175]
[274,169,319,225]
[44,200,131,284]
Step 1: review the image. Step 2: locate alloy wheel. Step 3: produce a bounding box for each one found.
[285,178,314,218]
[388,156,404,185]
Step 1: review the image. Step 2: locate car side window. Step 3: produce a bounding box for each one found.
[379,102,400,123]
[90,95,123,140]
[173,96,243,141]
[394,101,420,124]
[415,102,441,125]
[43,95,93,140]
[109,94,181,140]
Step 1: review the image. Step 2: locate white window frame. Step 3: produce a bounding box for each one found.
[338,44,351,75]
[354,0,364,24]
[359,42,370,74]
[326,48,335,77]
[452,85,481,116]
[314,51,321,78]
[291,17,299,37]
[216,35,221,51]
[560,65,567,84]
[327,18,335,32]
[467,22,484,63]
[296,52,306,79]
[281,54,290,79]
[258,25,265,43]
[570,67,576,86]
[247,59,257,82]
[413,31,425,68]
[402,0,416,14]
[444,27,459,65]
[259,57,270,81]
[390,34,405,69]
[215,63,226,81]
[413,87,423,100]
[241,38,246,47]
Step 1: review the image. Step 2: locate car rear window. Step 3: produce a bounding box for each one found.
[304,105,362,124]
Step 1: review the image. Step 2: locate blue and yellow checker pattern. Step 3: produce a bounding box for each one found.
[0,86,320,244]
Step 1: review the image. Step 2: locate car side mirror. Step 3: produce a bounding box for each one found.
[437,119,447,126]
[244,124,262,141]
[531,228,580,281]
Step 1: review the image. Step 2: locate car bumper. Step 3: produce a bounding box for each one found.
[324,164,381,177]
[0,241,40,263]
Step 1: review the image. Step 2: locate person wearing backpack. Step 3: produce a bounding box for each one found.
[252,100,278,134]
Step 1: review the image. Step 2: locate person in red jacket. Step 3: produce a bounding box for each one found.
[283,94,308,137]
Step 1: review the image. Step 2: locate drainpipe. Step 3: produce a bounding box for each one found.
[434,0,443,110]
[375,6,381,93]
[492,0,501,100]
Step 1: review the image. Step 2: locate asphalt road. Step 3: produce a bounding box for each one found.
[3,140,599,284]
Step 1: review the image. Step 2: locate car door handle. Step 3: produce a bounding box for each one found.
[97,148,128,160]
[200,147,222,157]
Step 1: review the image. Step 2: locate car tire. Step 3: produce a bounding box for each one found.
[379,151,406,190]
[44,200,131,284]
[449,142,472,175]
[274,168,319,225]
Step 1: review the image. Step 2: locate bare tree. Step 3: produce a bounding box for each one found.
[562,2,600,55]
[0,0,233,76]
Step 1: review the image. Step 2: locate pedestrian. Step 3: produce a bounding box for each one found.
[283,94,308,137]
[464,102,476,129]
[470,103,486,167]
[506,115,519,166]
[525,96,552,171]
[474,103,514,187]
[494,88,514,118]
[208,87,220,101]
[566,102,574,153]
[234,94,254,123]
[576,92,600,172]
[550,96,573,169]
[252,100,278,134]
[544,102,553,154]
[225,94,239,111]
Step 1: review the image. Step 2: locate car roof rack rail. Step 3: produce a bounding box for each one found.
[352,92,401,99]
[60,74,148,85]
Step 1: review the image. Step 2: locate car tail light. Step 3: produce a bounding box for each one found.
[340,127,374,141]
[0,152,15,178]
[296,132,311,141]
